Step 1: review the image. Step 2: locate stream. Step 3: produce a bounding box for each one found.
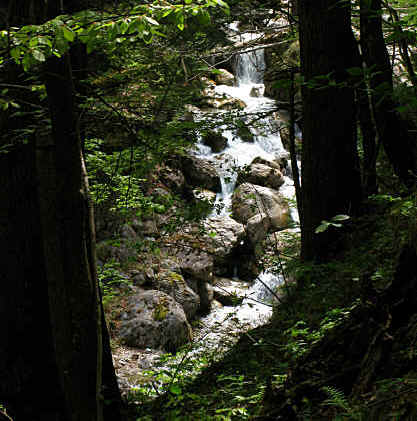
[129,28,300,391]
[191,32,297,354]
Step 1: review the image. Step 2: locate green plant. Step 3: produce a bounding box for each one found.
[315,214,350,233]
[98,261,131,306]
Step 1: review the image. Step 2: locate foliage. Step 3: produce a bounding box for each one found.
[314,214,350,234]
[1,1,230,70]
[98,260,132,306]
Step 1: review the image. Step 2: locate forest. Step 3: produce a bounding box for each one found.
[0,0,416,420]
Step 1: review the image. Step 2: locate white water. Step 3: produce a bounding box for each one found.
[190,45,297,343]
[158,42,299,369]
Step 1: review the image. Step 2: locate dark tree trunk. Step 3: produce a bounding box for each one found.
[0,1,121,419]
[42,52,103,421]
[299,0,362,261]
[360,0,417,188]
[0,143,69,421]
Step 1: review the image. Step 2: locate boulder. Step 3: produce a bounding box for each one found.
[201,88,246,110]
[120,290,192,352]
[263,229,300,258]
[159,166,186,193]
[184,277,213,315]
[153,271,200,321]
[181,155,221,192]
[202,130,228,153]
[236,163,284,190]
[193,188,217,203]
[250,86,262,97]
[232,182,291,230]
[215,69,235,86]
[119,224,137,240]
[203,216,245,272]
[96,240,138,264]
[177,247,214,283]
[279,125,302,155]
[252,156,281,170]
[182,104,200,122]
[212,277,249,306]
[235,123,254,143]
[204,96,246,110]
[246,212,271,246]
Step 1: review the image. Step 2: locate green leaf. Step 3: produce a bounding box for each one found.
[331,214,350,222]
[38,36,52,47]
[10,47,21,61]
[29,37,39,48]
[162,8,174,17]
[32,49,46,62]
[315,221,329,234]
[169,384,182,395]
[346,67,363,77]
[119,19,129,34]
[62,26,75,42]
[145,16,159,26]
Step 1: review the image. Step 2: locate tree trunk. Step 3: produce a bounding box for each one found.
[0,142,69,421]
[299,0,362,261]
[360,0,417,188]
[0,3,121,418]
[42,52,103,421]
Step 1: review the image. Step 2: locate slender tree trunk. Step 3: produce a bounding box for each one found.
[360,0,417,188]
[299,0,362,261]
[349,31,379,196]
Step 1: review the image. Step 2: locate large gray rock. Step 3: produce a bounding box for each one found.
[120,290,192,352]
[178,247,214,282]
[246,212,271,246]
[236,163,284,190]
[212,277,249,306]
[193,188,217,207]
[153,271,200,321]
[202,130,228,153]
[160,166,186,193]
[201,88,246,110]
[232,183,291,230]
[279,125,302,155]
[252,156,281,171]
[181,155,221,192]
[183,277,213,315]
[203,216,245,261]
[263,229,300,258]
[215,69,235,86]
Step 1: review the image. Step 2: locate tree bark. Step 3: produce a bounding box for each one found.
[0,142,70,421]
[299,0,362,261]
[360,0,417,188]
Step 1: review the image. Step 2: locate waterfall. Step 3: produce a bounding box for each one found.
[235,49,266,85]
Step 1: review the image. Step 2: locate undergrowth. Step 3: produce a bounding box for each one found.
[123,194,417,420]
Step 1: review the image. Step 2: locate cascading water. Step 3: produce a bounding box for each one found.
[189,38,299,354]
[129,30,300,392]
[235,49,266,84]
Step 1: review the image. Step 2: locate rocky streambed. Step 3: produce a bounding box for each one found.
[99,20,301,395]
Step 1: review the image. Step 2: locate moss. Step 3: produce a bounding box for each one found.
[153,297,169,321]
[167,271,184,284]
